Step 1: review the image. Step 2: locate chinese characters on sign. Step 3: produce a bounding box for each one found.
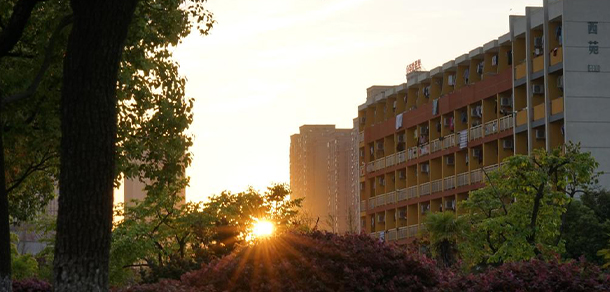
[406,59,422,76]
[587,22,600,72]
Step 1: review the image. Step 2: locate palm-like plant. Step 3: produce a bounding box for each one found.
[424,211,466,267]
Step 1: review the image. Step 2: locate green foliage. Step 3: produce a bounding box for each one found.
[423,212,467,267]
[563,192,610,264]
[10,233,38,280]
[109,184,302,286]
[460,143,599,266]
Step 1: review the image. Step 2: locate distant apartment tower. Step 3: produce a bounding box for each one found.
[124,177,186,207]
[290,125,353,233]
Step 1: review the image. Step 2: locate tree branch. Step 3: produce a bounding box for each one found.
[0,0,41,57]
[2,14,73,105]
[5,149,56,194]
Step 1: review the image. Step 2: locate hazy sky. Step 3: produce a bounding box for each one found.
[171,0,544,202]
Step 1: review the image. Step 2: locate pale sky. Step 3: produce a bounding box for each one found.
[169,0,544,203]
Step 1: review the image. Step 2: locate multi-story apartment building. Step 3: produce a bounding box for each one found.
[124,177,186,207]
[290,125,354,233]
[357,0,610,242]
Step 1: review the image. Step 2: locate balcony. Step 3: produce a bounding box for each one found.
[457,172,469,187]
[430,139,441,153]
[431,179,442,194]
[385,191,396,205]
[419,143,430,157]
[376,194,386,207]
[359,131,364,143]
[397,188,408,202]
[368,197,376,210]
[551,97,563,115]
[532,55,544,73]
[407,186,418,199]
[366,162,374,173]
[499,114,514,131]
[444,175,455,190]
[408,147,418,160]
[515,62,526,80]
[386,153,396,167]
[397,226,408,239]
[360,200,366,212]
[442,134,456,149]
[516,109,527,126]
[386,228,397,241]
[420,182,431,197]
[470,169,483,184]
[483,164,499,174]
[484,119,498,136]
[407,225,418,238]
[550,46,563,66]
[397,150,406,164]
[533,103,545,121]
[374,158,386,171]
[469,125,483,141]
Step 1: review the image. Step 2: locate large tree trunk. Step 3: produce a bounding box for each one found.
[53,0,137,291]
[0,109,11,292]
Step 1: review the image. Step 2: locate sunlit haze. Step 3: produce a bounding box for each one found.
[170,0,543,203]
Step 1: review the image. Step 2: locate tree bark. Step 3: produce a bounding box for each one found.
[53,0,137,291]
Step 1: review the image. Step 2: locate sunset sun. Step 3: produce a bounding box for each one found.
[252,219,274,238]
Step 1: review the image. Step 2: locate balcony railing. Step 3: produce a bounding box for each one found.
[444,175,455,190]
[469,125,483,141]
[408,147,418,160]
[366,162,374,173]
[499,114,514,131]
[376,194,386,207]
[374,158,386,172]
[397,188,408,202]
[420,182,431,197]
[360,200,366,212]
[430,139,441,153]
[457,172,469,187]
[397,150,406,164]
[500,161,508,169]
[386,153,396,167]
[407,225,418,238]
[407,186,418,199]
[419,143,430,157]
[386,228,397,241]
[442,134,456,149]
[483,164,499,176]
[359,131,364,143]
[397,226,408,239]
[368,197,375,210]
[431,179,442,193]
[484,119,498,136]
[471,169,483,184]
[385,191,396,205]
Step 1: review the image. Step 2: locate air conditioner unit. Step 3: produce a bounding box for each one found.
[503,139,514,149]
[557,76,564,89]
[421,164,430,173]
[445,200,456,210]
[472,148,482,158]
[500,97,512,107]
[446,156,455,166]
[536,129,545,139]
[448,75,456,86]
[377,214,385,223]
[398,210,407,219]
[534,37,543,48]
[532,84,544,95]
[471,107,478,117]
[443,117,451,126]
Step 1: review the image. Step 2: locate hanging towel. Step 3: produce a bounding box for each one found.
[396,113,403,130]
[432,99,439,115]
[459,130,468,149]
[449,117,455,131]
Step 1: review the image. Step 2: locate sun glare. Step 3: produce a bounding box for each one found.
[252,219,274,238]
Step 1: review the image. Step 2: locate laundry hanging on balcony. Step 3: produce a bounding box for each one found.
[459,130,468,149]
[432,99,439,115]
[396,113,403,130]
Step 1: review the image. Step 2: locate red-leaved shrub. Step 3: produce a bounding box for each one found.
[441,257,610,292]
[12,278,52,292]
